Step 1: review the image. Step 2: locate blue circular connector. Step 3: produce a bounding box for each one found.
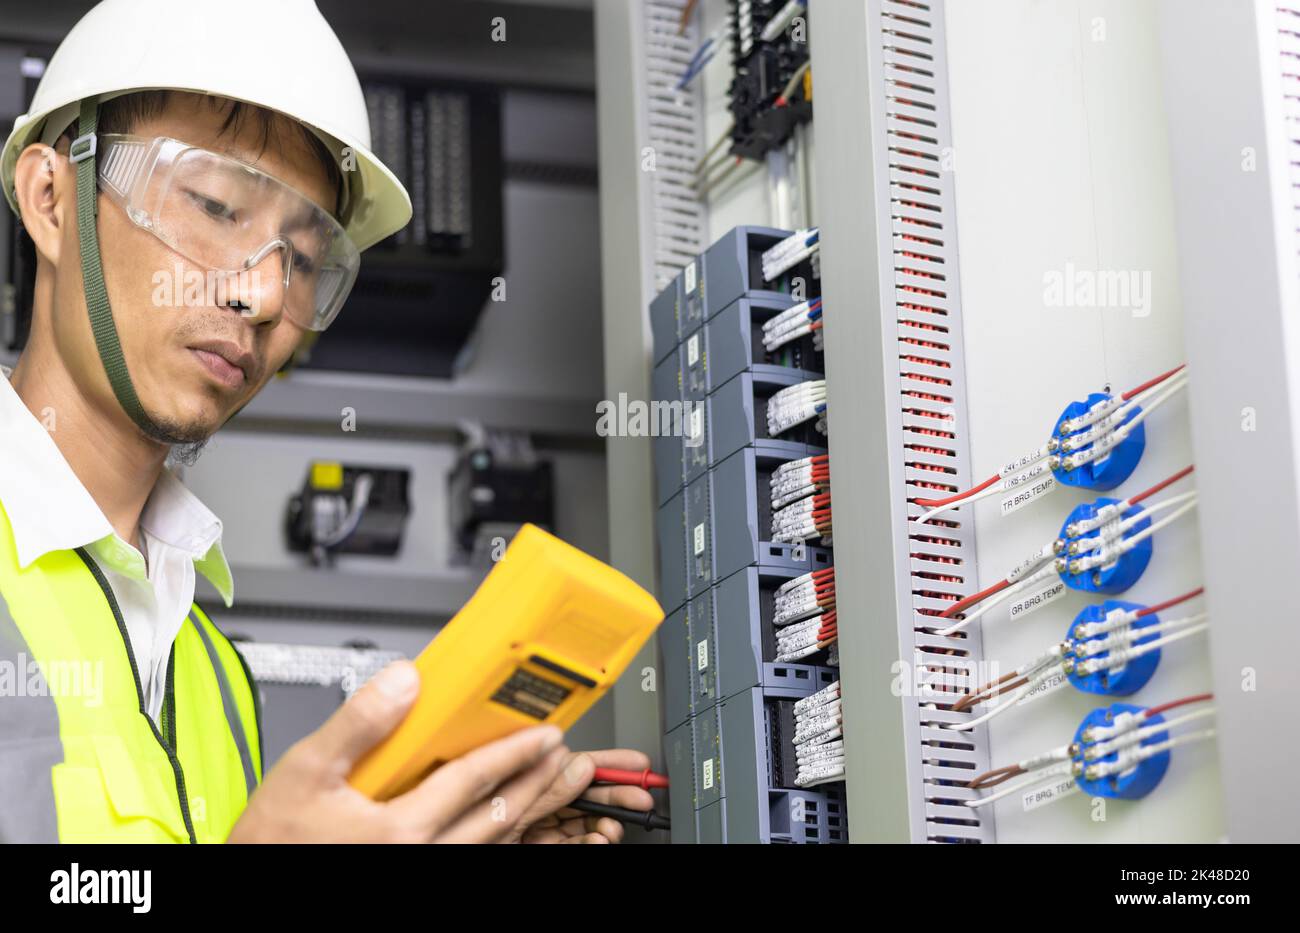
[1051,392,1145,490]
[1057,498,1153,593]
[1066,600,1161,695]
[1073,702,1170,800]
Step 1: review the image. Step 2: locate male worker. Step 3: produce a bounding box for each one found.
[0,0,653,843]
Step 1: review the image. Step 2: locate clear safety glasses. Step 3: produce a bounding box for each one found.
[92,134,358,331]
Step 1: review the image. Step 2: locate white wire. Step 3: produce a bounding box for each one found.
[1073,498,1198,572]
[915,476,1008,525]
[1087,728,1217,779]
[1069,492,1198,556]
[945,681,1033,732]
[934,563,1058,637]
[1064,377,1188,469]
[1084,707,1217,760]
[1074,612,1207,658]
[1079,622,1209,674]
[964,761,1074,809]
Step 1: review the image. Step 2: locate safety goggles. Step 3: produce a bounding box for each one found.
[91,134,357,331]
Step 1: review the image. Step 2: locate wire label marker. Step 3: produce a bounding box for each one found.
[1022,777,1078,813]
[1001,474,1057,517]
[1008,580,1067,621]
[1016,671,1069,706]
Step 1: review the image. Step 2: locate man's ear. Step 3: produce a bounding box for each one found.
[11,143,67,266]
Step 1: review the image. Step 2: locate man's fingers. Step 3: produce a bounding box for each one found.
[583,748,654,773]
[513,748,658,832]
[305,661,420,772]
[510,750,598,830]
[524,817,618,844]
[389,725,564,837]
[436,745,569,843]
[578,784,655,811]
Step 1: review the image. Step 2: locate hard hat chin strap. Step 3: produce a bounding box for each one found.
[71,97,160,437]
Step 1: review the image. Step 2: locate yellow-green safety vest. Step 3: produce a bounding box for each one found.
[0,497,262,842]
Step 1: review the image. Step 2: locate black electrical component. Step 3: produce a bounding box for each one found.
[728,1,812,161]
[299,79,504,379]
[285,462,412,565]
[767,698,801,789]
[448,441,554,559]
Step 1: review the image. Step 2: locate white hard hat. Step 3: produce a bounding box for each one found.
[0,0,411,251]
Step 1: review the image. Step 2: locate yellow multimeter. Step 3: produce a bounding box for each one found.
[348,523,665,800]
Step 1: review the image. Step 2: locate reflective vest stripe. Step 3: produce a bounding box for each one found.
[189,613,256,797]
[0,599,61,843]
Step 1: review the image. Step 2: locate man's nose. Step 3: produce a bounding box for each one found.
[224,243,289,325]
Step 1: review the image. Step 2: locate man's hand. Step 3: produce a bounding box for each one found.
[507,749,657,844]
[227,660,570,843]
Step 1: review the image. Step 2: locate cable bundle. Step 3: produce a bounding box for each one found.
[772,566,836,661]
[762,297,822,352]
[774,611,837,662]
[934,466,1198,637]
[916,364,1188,524]
[773,565,835,625]
[963,694,1216,808]
[949,589,1207,732]
[761,227,820,282]
[769,454,829,509]
[792,681,844,787]
[772,491,832,543]
[767,379,826,435]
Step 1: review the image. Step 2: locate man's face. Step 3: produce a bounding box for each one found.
[51,93,338,444]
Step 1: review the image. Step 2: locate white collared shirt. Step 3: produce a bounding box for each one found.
[0,366,234,723]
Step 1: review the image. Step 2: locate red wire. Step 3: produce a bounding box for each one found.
[938,577,1011,619]
[1126,465,1195,506]
[1122,364,1186,401]
[1144,693,1213,718]
[1136,587,1205,618]
[914,472,999,508]
[916,365,1186,512]
[592,767,670,789]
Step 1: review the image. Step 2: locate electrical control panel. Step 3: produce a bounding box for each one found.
[650,224,844,844]
[605,0,1299,844]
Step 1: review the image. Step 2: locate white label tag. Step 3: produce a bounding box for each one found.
[688,405,703,442]
[702,757,714,790]
[685,261,698,295]
[1016,671,1068,706]
[1008,580,1067,621]
[1001,473,1057,516]
[697,639,709,671]
[687,333,700,366]
[693,522,706,556]
[1022,777,1078,812]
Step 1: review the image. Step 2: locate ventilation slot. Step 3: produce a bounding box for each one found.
[643,0,707,290]
[876,0,994,843]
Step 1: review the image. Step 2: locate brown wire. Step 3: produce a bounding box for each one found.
[952,671,1023,712]
[967,763,1026,790]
